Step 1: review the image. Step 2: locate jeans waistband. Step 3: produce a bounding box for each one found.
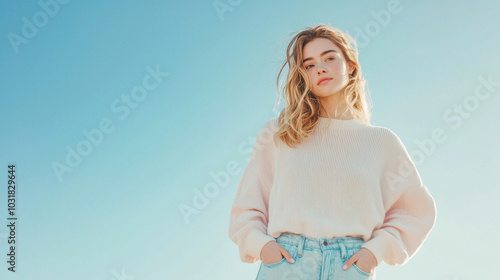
[276,232,366,258]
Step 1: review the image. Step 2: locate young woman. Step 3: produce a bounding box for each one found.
[228,25,437,280]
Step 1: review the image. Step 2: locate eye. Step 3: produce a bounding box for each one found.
[305,57,335,69]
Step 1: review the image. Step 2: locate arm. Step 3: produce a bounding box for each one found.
[361,130,437,266]
[228,119,278,263]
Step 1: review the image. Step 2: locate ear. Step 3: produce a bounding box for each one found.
[348,62,356,75]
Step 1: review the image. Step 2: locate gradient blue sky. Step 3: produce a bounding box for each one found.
[1,0,499,279]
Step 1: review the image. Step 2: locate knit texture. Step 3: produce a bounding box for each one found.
[228,117,437,266]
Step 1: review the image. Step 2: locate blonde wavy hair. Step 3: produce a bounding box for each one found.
[272,25,373,148]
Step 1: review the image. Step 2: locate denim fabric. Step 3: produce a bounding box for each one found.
[256,233,376,280]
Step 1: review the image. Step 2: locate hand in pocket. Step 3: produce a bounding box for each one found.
[260,240,295,265]
[343,248,377,274]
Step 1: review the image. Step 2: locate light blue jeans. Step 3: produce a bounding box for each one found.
[256,232,376,280]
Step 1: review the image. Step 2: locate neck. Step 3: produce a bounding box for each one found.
[319,109,354,120]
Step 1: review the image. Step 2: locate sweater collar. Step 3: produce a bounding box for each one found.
[317,117,366,129]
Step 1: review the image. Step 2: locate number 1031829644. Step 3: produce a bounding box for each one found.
[7,164,17,272]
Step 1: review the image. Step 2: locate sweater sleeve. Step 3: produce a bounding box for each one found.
[361,130,437,266]
[228,119,278,263]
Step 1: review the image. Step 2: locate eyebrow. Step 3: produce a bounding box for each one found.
[302,49,338,64]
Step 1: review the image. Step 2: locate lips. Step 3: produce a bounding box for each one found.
[317,78,332,85]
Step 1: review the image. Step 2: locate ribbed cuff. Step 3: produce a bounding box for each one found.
[361,231,410,266]
[247,230,277,262]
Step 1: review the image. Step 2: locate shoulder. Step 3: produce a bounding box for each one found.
[365,122,400,138]
[251,117,280,150]
[364,123,406,150]
[369,125,416,165]
[258,117,279,136]
[264,117,279,130]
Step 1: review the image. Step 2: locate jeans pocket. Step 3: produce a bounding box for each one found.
[262,256,287,268]
[352,262,375,277]
[261,243,297,268]
[344,246,376,279]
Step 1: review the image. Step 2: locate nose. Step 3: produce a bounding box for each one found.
[317,65,327,74]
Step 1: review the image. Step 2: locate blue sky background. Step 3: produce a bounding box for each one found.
[0,0,499,279]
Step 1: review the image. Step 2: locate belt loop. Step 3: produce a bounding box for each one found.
[297,235,305,258]
[337,238,347,260]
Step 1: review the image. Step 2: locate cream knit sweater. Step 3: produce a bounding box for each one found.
[228,117,437,266]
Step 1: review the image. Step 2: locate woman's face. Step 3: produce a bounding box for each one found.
[301,38,355,98]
